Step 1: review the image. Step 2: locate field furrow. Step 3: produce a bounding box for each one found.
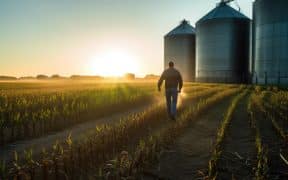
[157,92,236,180]
[128,87,243,180]
[2,82,287,180]
[0,85,216,163]
[0,102,152,162]
[1,84,230,179]
[216,92,257,179]
[250,90,288,179]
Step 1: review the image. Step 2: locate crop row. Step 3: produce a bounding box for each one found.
[0,84,158,144]
[0,84,231,179]
[102,86,244,179]
[208,88,248,179]
[0,83,213,144]
[248,90,269,179]
[252,89,287,142]
[248,88,288,179]
[263,91,288,140]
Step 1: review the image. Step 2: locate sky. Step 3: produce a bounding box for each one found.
[0,0,253,77]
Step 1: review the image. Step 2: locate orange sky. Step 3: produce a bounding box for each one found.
[0,0,252,77]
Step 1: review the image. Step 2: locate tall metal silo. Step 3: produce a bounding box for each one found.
[253,0,288,85]
[164,20,196,82]
[196,1,250,83]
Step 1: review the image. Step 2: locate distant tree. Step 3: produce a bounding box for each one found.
[70,75,103,80]
[19,76,35,80]
[36,74,49,79]
[124,73,135,80]
[144,74,160,80]
[51,74,61,79]
[70,75,81,79]
[0,76,17,80]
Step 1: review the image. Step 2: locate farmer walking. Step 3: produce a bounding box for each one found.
[158,61,183,120]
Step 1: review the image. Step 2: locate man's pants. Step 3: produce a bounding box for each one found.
[165,88,178,117]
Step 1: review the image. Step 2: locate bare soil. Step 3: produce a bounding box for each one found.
[155,95,235,180]
[0,102,153,163]
[0,88,216,165]
[256,104,288,179]
[216,93,257,179]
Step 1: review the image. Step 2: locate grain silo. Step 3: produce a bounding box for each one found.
[253,0,288,85]
[164,20,196,82]
[196,1,250,83]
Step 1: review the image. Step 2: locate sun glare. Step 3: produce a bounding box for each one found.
[87,49,140,77]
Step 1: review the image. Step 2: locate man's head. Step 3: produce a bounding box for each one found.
[169,61,174,68]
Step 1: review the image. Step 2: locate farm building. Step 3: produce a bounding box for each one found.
[252,0,288,85]
[164,20,196,82]
[164,0,288,85]
[195,1,250,83]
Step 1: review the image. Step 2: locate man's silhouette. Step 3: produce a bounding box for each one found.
[158,61,183,120]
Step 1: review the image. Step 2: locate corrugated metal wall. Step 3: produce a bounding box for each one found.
[196,3,250,83]
[164,20,196,82]
[253,0,288,85]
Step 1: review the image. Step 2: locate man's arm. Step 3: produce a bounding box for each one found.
[178,72,183,92]
[158,71,165,91]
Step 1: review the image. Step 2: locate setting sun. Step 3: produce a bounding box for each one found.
[87,49,140,77]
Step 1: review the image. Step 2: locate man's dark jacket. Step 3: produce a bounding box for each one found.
[158,67,183,90]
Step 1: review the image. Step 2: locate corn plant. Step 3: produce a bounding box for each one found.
[0,83,160,144]
[122,86,244,179]
[248,91,269,179]
[208,89,248,178]
[2,83,241,179]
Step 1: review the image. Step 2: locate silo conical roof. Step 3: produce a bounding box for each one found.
[165,20,195,37]
[197,2,249,24]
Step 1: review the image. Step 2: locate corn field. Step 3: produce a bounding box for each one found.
[0,81,287,179]
[0,82,156,144]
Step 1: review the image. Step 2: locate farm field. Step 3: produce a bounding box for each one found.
[0,81,287,179]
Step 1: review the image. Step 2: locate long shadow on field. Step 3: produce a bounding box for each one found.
[217,93,257,179]
[157,95,235,180]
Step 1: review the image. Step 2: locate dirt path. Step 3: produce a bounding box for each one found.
[117,88,222,160]
[0,87,218,164]
[0,101,155,162]
[157,95,235,180]
[216,93,257,179]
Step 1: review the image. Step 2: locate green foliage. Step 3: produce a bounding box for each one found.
[1,82,240,179]
[126,86,243,178]
[0,83,156,144]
